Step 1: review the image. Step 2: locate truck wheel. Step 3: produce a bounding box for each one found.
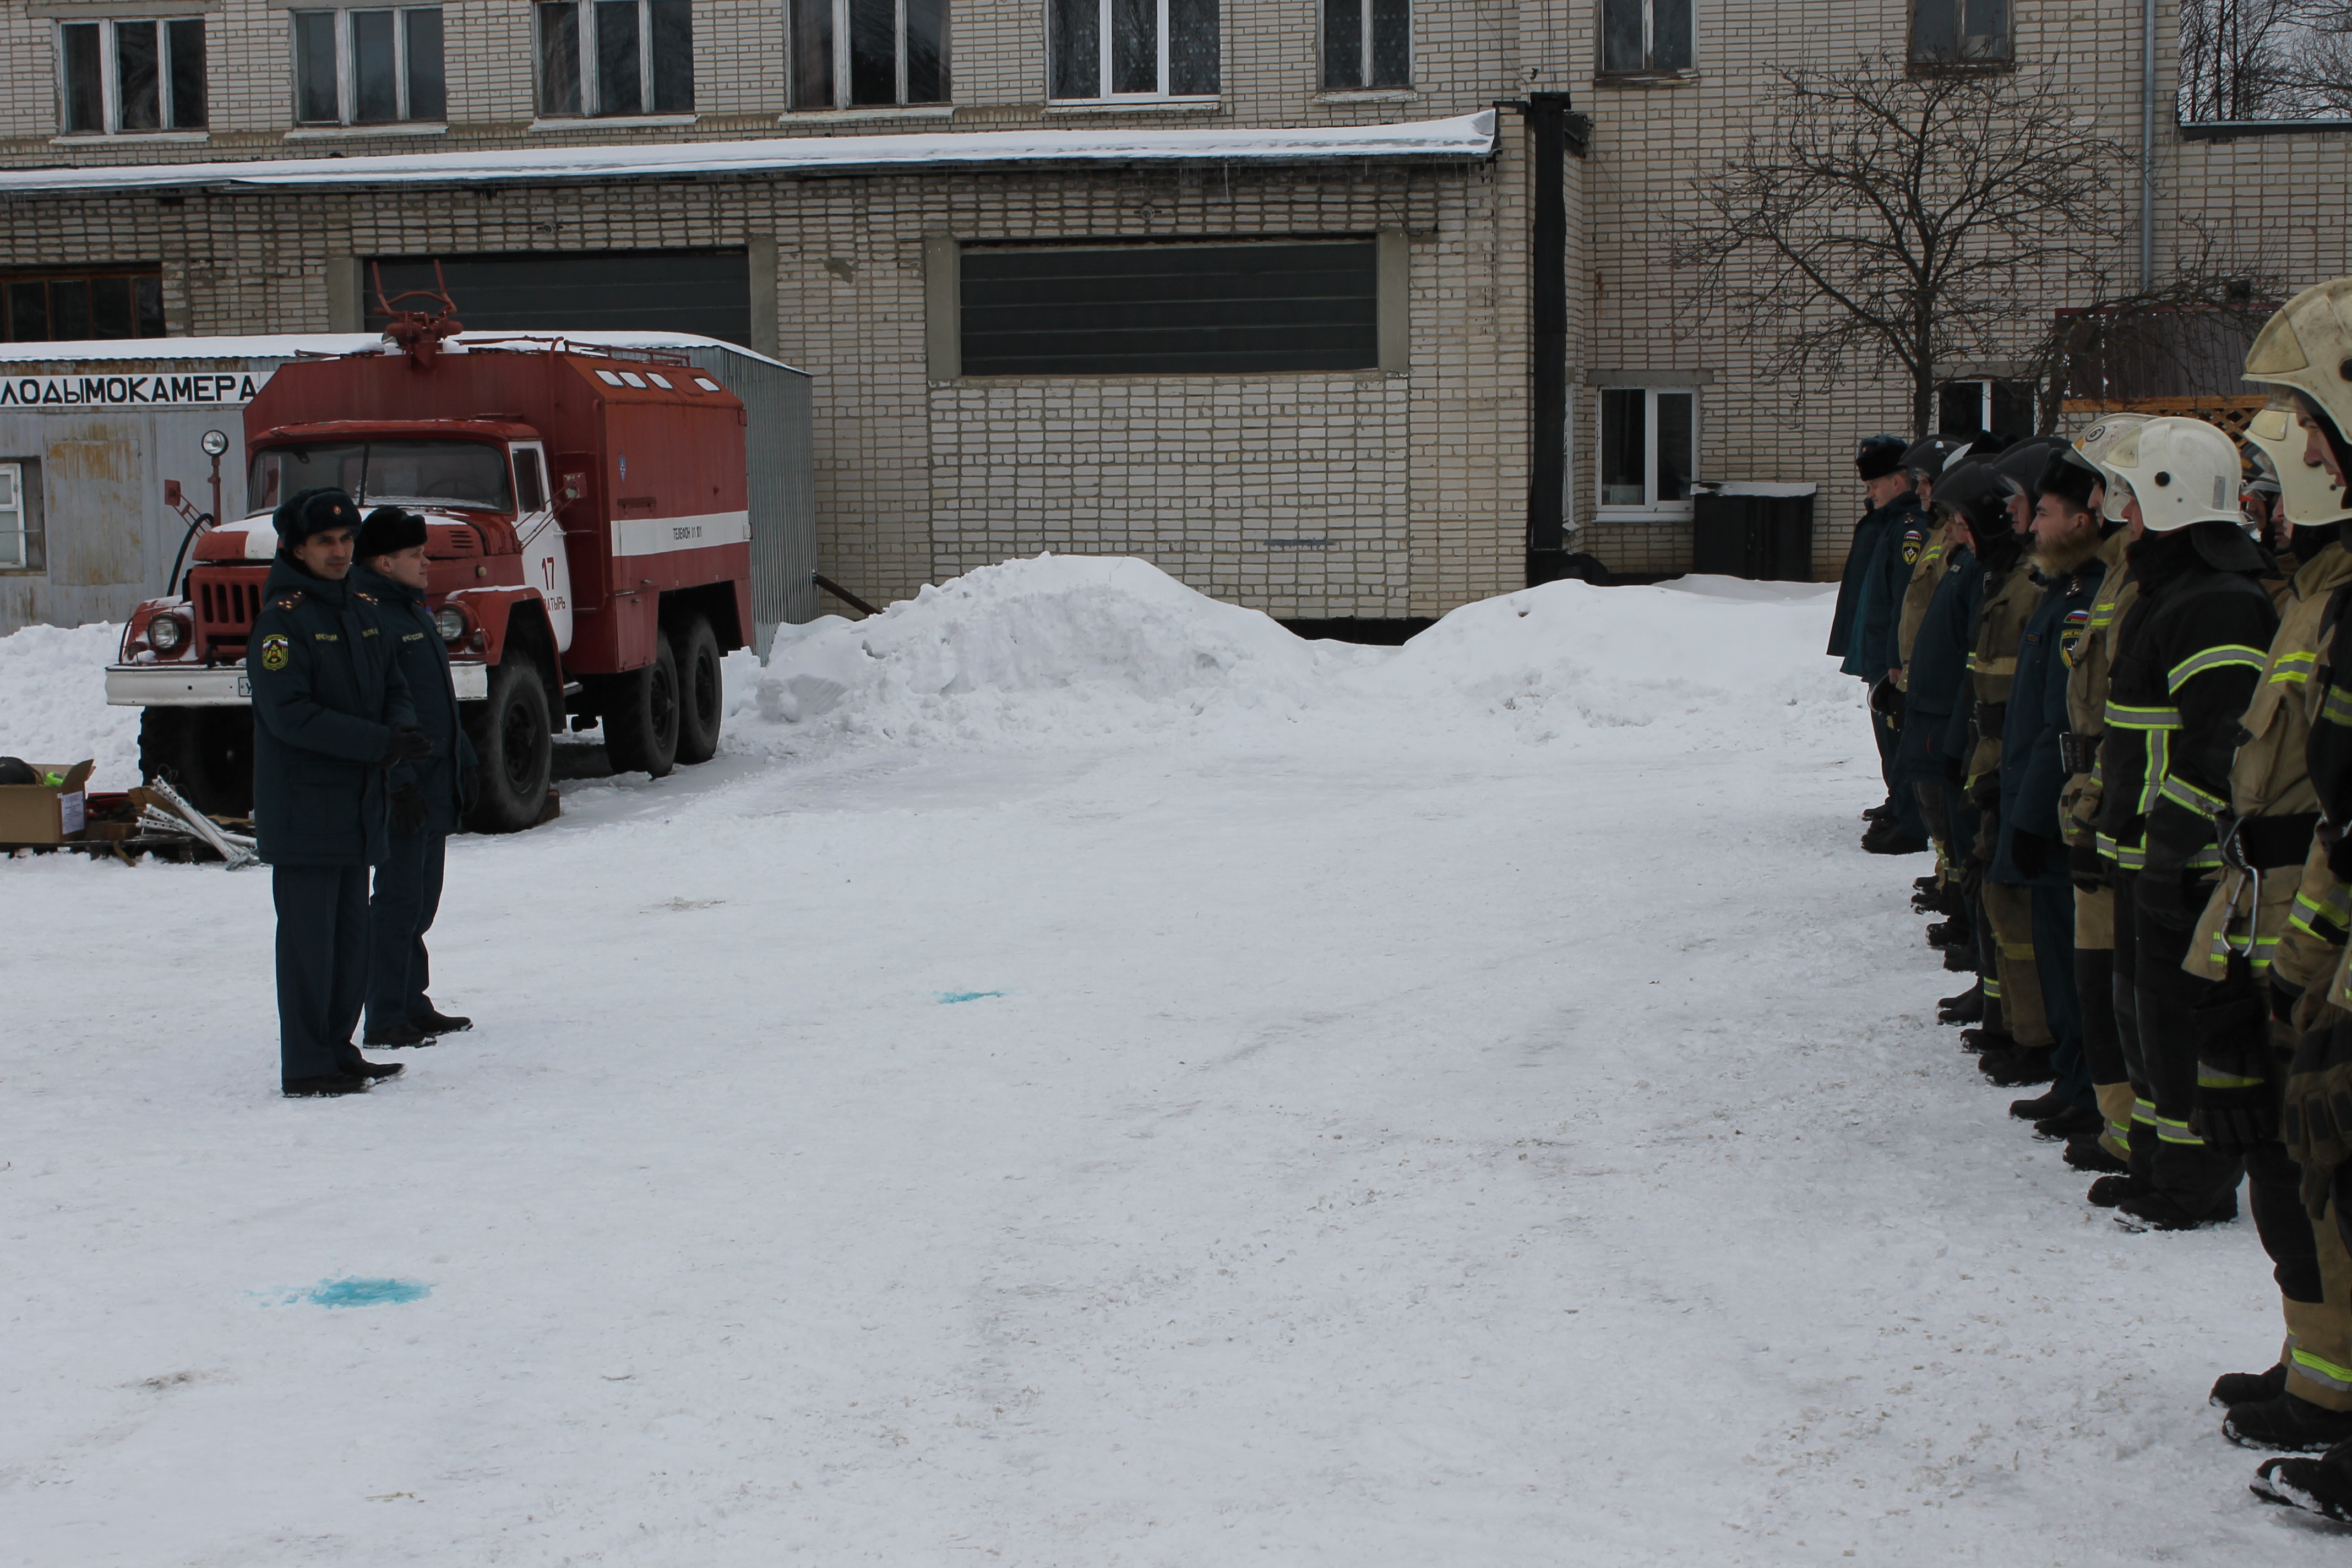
[462,660,553,834]
[671,616,723,765]
[603,637,680,778]
[138,707,254,818]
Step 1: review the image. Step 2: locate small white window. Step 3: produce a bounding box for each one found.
[1598,0,1691,75]
[1050,0,1218,100]
[694,377,719,390]
[1321,0,1407,89]
[646,372,672,388]
[789,0,950,108]
[618,371,647,387]
[0,462,40,570]
[291,7,445,126]
[596,369,624,384]
[1598,388,1696,515]
[535,0,694,117]
[57,17,207,134]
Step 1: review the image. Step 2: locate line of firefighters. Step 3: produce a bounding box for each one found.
[1830,277,2352,1521]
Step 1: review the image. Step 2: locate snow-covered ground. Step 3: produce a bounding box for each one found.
[3,557,2341,1564]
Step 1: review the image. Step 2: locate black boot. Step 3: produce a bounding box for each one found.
[2215,1364,2290,1409]
[363,1022,438,1049]
[2033,1105,2103,1141]
[2087,1173,2138,1207]
[411,1005,473,1033]
[1942,942,1980,972]
[1959,1027,2015,1056]
[2065,1135,2130,1174]
[284,1072,371,1098]
[1926,918,1968,951]
[2009,1089,2070,1121]
[1863,821,1929,856]
[347,1057,405,1081]
[1937,983,1984,1025]
[1865,803,1896,824]
[2227,1392,2352,1451]
[2114,1186,2239,1231]
[2252,1446,2352,1521]
[1982,1048,2055,1087]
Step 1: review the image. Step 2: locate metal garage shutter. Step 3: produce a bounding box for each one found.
[364,249,752,346]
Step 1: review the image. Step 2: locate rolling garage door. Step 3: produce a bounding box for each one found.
[364,249,752,346]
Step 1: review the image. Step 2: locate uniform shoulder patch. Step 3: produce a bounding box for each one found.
[2059,607,2093,668]
[354,591,376,603]
[259,633,291,672]
[1901,528,1925,566]
[270,592,305,611]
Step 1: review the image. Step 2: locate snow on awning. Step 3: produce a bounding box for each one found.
[0,112,1498,197]
[0,330,802,372]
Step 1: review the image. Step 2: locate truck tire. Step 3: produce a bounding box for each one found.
[138,707,254,818]
[603,637,680,778]
[671,616,723,765]
[462,659,553,834]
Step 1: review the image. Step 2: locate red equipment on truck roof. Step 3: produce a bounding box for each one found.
[107,322,753,832]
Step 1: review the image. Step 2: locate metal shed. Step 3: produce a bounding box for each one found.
[0,331,816,656]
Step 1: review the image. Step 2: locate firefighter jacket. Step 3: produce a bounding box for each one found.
[1896,546,1980,788]
[1992,528,2106,884]
[1894,516,1952,687]
[1963,546,2045,784]
[247,554,417,867]
[350,563,478,837]
[2063,529,2137,853]
[1834,490,1924,677]
[2095,522,2279,885]
[2183,541,2352,988]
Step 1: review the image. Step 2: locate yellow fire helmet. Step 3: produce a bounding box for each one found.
[2245,276,2352,434]
[2097,415,2247,532]
[2246,393,2352,527]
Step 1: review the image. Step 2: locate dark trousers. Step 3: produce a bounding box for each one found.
[2250,1139,2327,1304]
[274,863,369,1081]
[367,829,447,1030]
[2077,945,2125,1084]
[2134,895,2248,1216]
[2030,881,2093,1109]
[1872,707,1928,838]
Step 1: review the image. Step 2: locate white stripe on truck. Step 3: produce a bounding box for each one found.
[611,509,750,558]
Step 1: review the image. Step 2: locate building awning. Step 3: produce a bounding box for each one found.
[0,112,1498,197]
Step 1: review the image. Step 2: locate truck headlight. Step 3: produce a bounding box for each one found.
[147,614,186,652]
[433,607,466,641]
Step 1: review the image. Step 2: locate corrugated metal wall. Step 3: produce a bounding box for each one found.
[669,342,816,657]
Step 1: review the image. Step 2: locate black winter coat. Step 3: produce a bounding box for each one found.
[247,556,416,867]
[349,564,477,836]
[1994,539,2106,884]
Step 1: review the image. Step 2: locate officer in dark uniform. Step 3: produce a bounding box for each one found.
[352,505,478,1049]
[248,487,433,1097]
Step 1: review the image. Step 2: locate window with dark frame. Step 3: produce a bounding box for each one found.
[1049,0,1218,100]
[1321,0,1407,90]
[789,0,949,108]
[1,270,166,342]
[536,0,694,118]
[292,7,445,125]
[57,17,206,133]
[0,461,39,574]
[958,241,1378,377]
[1908,0,2012,65]
[1598,387,1696,512]
[1598,0,1690,75]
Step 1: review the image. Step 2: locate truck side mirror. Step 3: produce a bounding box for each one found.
[165,480,182,507]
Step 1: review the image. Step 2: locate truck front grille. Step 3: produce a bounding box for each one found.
[194,575,264,649]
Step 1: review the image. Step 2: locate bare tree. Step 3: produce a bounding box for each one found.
[1672,59,2126,437]
[2178,0,2313,121]
[2272,2,2352,114]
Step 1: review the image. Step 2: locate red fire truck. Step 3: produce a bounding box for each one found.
[106,330,753,832]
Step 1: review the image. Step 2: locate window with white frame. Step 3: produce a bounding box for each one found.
[789,0,949,108]
[536,0,694,118]
[1321,0,1407,90]
[1598,387,1696,513]
[1049,0,1218,101]
[292,8,444,125]
[1598,0,1690,75]
[0,462,42,573]
[1908,0,2012,66]
[57,17,206,134]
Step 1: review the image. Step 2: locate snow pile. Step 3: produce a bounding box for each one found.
[749,554,1381,749]
[0,621,138,788]
[746,555,1856,758]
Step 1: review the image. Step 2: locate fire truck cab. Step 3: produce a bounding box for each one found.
[106,337,753,832]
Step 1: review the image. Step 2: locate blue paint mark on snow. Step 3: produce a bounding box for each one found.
[304,1277,431,1308]
[936,990,1007,1004]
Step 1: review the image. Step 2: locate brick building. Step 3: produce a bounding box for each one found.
[0,0,2337,622]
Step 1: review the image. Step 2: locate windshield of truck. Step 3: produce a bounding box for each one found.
[248,439,515,515]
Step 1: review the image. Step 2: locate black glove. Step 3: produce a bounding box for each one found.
[1969,775,2001,816]
[2192,1083,2280,1152]
[390,782,427,835]
[2136,870,2203,929]
[2068,839,2107,893]
[379,725,433,768]
[1870,677,1906,722]
[2010,828,2052,880]
[1942,754,1966,785]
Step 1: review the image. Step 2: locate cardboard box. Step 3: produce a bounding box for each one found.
[0,760,95,845]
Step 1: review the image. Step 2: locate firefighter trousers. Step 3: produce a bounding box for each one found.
[2135,898,2248,1219]
[1983,880,2049,1048]
[2029,881,2091,1109]
[2248,1135,2352,1411]
[274,863,370,1082]
[2075,884,2132,1158]
[367,827,448,1032]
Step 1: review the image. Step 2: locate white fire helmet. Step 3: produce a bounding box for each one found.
[2095,416,2246,532]
[2245,394,2352,527]
[2244,276,2352,434]
[2073,411,2149,474]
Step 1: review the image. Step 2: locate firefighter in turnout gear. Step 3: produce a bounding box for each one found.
[247,487,428,1097]
[2093,417,2279,1231]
